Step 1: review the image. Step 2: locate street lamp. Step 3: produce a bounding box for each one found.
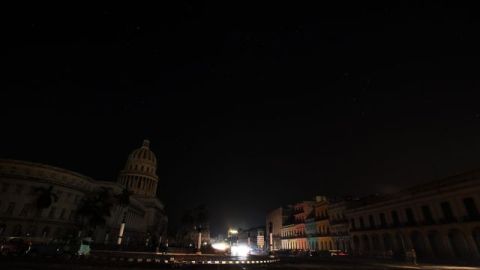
[117,212,127,247]
[269,222,273,253]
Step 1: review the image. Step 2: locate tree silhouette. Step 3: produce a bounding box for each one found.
[33,186,58,212]
[76,187,115,237]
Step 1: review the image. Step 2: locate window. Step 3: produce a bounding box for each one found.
[6,202,15,215]
[405,208,416,225]
[440,201,455,222]
[368,215,375,228]
[421,205,434,224]
[463,197,479,218]
[379,213,387,227]
[359,217,365,229]
[391,210,399,226]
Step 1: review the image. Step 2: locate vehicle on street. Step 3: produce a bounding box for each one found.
[0,237,30,256]
[26,241,64,257]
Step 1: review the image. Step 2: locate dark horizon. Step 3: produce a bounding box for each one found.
[3,3,480,236]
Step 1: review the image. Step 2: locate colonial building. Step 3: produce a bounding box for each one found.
[274,196,351,253]
[281,200,314,250]
[306,196,333,251]
[0,140,167,248]
[328,198,352,252]
[347,170,480,260]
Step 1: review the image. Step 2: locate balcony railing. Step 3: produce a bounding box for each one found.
[281,233,306,239]
[349,216,480,232]
[315,215,329,221]
[306,232,330,237]
[292,208,304,215]
[329,219,348,225]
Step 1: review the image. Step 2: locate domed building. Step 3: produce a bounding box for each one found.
[0,140,168,248]
[118,140,159,197]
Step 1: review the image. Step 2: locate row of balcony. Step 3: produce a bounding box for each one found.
[329,219,349,225]
[351,215,480,232]
[282,232,350,239]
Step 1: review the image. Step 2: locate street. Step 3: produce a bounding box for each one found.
[1,256,479,270]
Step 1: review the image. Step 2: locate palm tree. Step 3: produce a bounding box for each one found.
[31,186,58,237]
[33,186,58,213]
[76,187,115,238]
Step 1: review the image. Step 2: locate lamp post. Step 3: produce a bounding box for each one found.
[117,212,127,246]
[269,222,273,253]
[196,225,202,255]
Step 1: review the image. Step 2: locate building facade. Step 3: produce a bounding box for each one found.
[281,200,314,250]
[328,199,352,252]
[306,196,333,251]
[347,170,480,260]
[0,140,167,248]
[274,196,351,253]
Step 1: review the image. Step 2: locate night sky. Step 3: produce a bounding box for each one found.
[3,3,480,235]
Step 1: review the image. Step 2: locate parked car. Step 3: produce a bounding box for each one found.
[0,237,31,256]
[26,242,64,257]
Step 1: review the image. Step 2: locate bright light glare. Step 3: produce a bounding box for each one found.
[228,229,238,234]
[212,242,229,251]
[231,245,250,257]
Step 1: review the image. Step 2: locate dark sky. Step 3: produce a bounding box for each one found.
[3,3,480,235]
